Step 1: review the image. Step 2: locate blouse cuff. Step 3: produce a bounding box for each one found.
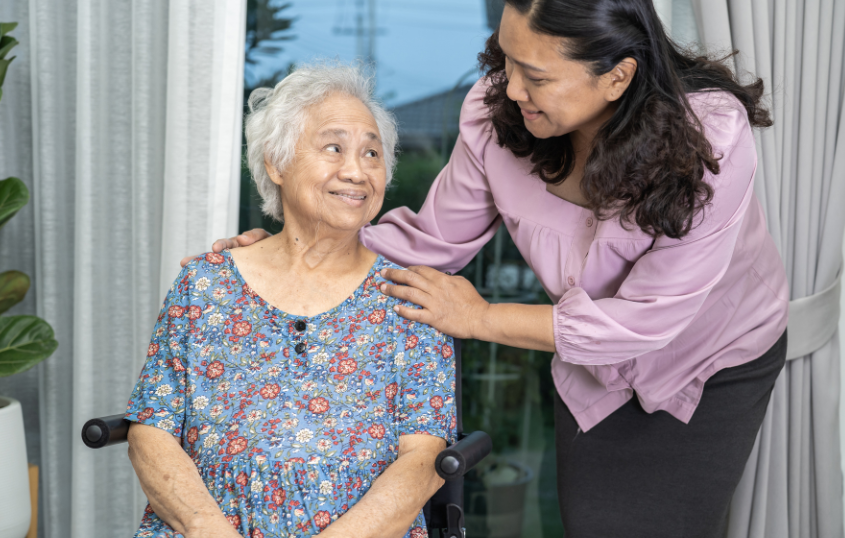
[553,288,644,366]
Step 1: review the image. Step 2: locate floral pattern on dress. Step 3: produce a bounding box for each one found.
[126,250,456,538]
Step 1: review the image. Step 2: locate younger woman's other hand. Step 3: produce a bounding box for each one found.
[179,228,272,267]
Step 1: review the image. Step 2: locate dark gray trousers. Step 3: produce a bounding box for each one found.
[555,331,787,538]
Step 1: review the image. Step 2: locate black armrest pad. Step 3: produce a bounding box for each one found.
[435,431,492,480]
[81,414,131,449]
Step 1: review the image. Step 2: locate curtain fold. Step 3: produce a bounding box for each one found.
[69,1,170,534]
[693,1,845,536]
[29,0,80,534]
[0,1,245,536]
[159,1,245,297]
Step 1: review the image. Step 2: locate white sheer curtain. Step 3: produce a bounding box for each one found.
[691,1,845,537]
[159,0,245,298]
[654,0,701,47]
[0,1,245,536]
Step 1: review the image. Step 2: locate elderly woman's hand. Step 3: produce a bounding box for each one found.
[186,522,245,538]
[380,266,490,340]
[127,423,245,538]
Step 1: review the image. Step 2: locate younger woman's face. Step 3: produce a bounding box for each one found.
[498,4,633,141]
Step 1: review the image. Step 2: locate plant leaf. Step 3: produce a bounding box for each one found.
[0,36,18,60]
[0,23,18,38]
[0,315,59,377]
[0,56,14,89]
[0,271,29,314]
[0,177,29,230]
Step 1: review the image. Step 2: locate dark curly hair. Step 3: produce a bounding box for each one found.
[479,0,772,238]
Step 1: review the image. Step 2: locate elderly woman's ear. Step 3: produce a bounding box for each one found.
[264,156,284,187]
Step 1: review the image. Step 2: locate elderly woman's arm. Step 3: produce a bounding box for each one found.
[127,423,243,538]
[319,433,446,538]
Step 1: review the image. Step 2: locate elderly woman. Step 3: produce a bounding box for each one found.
[125,63,456,538]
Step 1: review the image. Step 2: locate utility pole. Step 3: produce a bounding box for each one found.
[334,0,384,70]
[354,0,365,61]
[367,0,376,68]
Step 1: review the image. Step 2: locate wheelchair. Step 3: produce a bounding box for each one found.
[81,339,491,538]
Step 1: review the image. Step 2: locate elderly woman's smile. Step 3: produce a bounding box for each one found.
[329,188,369,209]
[330,190,367,203]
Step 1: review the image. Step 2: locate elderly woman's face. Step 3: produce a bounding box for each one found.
[272,93,387,234]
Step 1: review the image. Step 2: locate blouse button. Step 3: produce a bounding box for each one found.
[586,217,594,227]
[295,342,307,354]
[295,320,307,332]
[567,276,575,286]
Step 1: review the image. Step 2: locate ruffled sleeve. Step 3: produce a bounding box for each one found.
[554,92,760,365]
[124,260,198,438]
[392,319,457,444]
[360,78,501,273]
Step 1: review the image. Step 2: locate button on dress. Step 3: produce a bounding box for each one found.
[126,251,456,538]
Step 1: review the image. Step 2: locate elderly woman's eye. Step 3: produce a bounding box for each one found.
[366,149,379,158]
[326,145,341,153]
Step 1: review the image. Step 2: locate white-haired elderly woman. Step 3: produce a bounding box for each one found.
[124,63,456,538]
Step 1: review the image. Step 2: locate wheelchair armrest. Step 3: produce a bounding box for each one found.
[435,430,492,480]
[81,414,131,449]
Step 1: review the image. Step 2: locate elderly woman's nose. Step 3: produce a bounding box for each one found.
[338,154,366,182]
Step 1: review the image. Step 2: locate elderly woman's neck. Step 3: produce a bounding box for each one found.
[267,224,373,273]
[228,224,377,317]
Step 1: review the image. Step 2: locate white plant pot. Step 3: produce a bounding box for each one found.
[0,397,31,538]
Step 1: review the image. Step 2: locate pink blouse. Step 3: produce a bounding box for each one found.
[361,79,789,431]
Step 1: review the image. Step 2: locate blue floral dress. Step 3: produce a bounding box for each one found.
[125,250,456,538]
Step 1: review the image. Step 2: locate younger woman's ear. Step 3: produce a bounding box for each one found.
[606,58,638,102]
[264,156,284,187]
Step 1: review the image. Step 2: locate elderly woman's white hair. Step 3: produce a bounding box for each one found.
[245,62,399,222]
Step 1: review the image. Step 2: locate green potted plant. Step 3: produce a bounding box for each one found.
[0,22,59,538]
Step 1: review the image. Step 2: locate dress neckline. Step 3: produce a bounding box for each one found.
[222,249,384,321]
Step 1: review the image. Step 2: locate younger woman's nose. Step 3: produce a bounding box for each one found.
[506,70,530,103]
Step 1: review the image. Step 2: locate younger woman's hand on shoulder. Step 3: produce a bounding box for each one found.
[179,228,273,267]
[380,266,490,340]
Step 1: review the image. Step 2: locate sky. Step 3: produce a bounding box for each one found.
[250,0,494,107]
